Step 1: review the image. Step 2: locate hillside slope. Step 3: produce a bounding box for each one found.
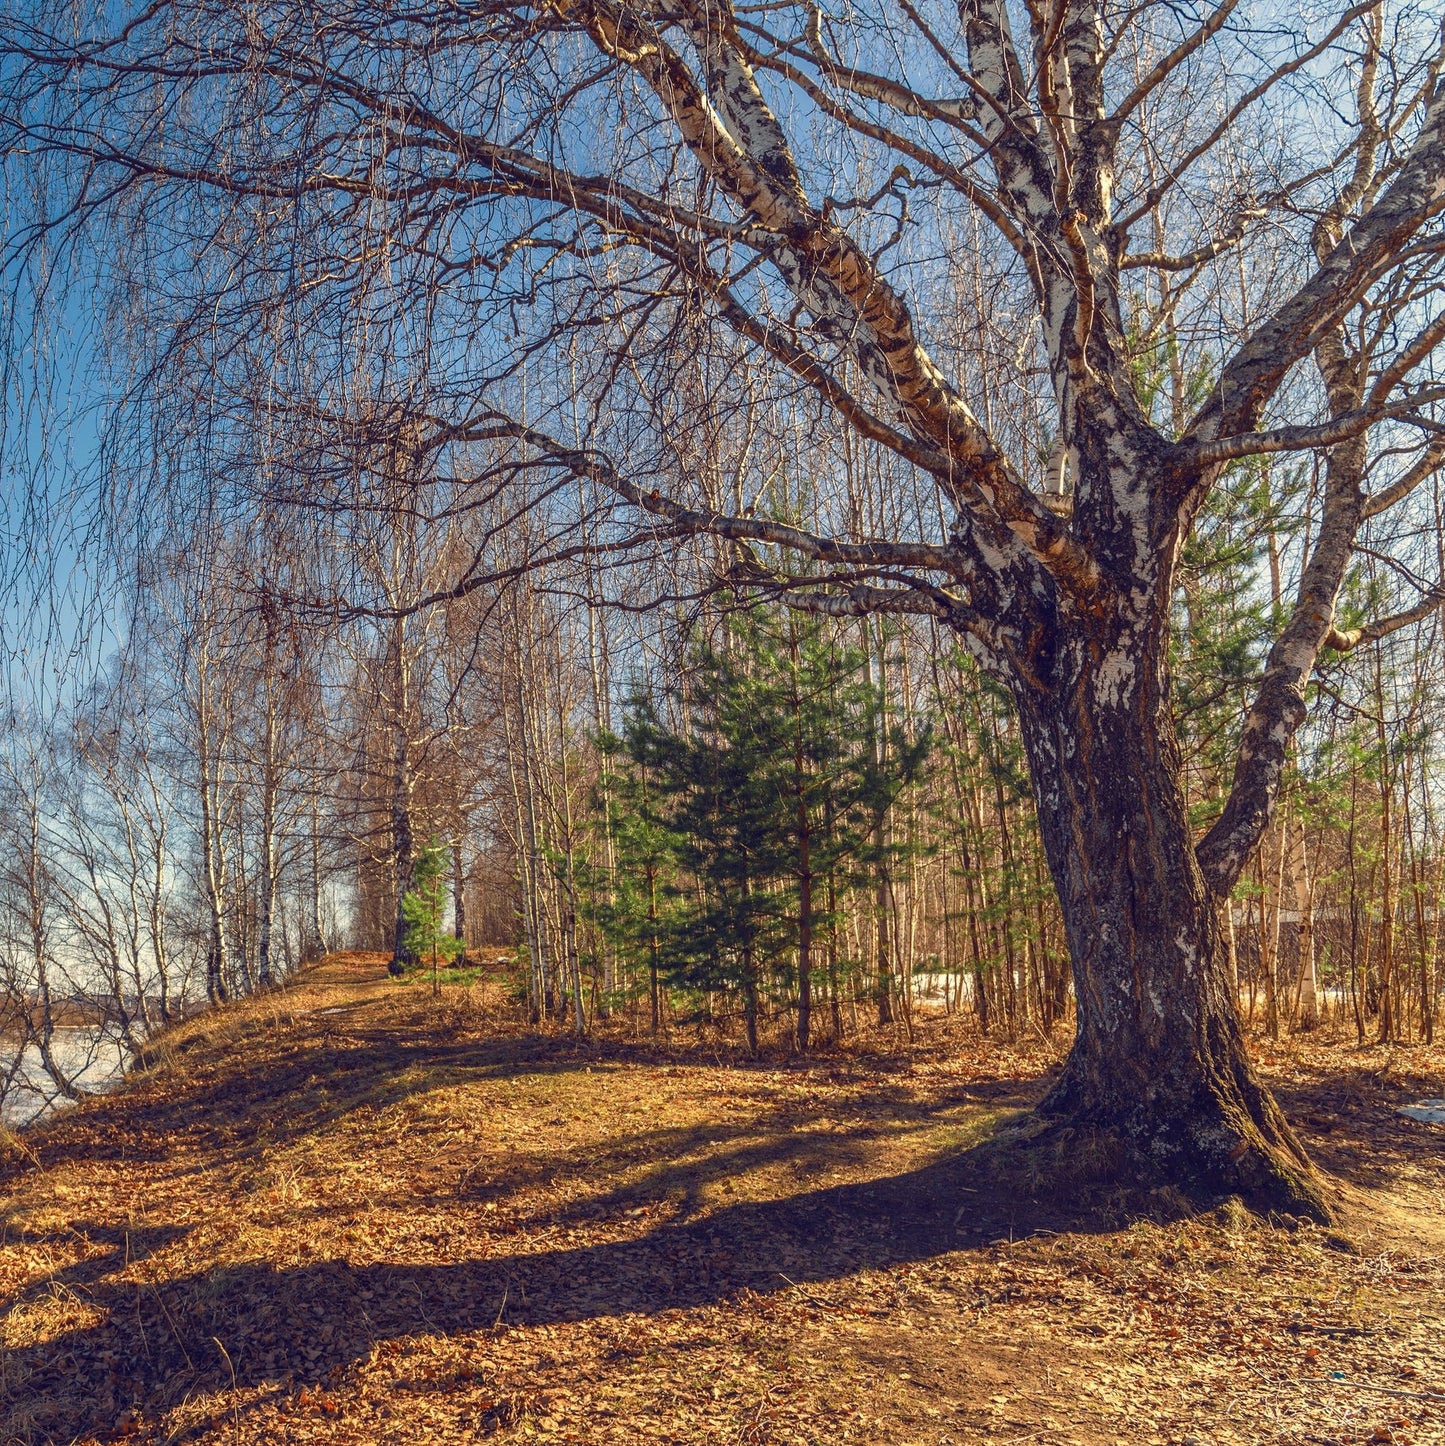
[2,955,1443,1446]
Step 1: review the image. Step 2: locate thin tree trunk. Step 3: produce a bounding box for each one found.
[827,865,842,1042]
[1375,657,1396,1043]
[1292,818,1319,1031]
[386,616,417,974]
[195,643,230,1006]
[310,804,329,961]
[452,840,469,965]
[791,639,814,1053]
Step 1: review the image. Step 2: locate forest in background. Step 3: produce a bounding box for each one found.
[4,432,1443,1116]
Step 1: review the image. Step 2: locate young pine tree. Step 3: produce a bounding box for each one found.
[398,835,464,996]
[740,611,930,1050]
[580,729,685,1035]
[624,653,784,1054]
[604,609,928,1052]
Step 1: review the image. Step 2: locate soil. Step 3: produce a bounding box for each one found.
[1,953,1442,1446]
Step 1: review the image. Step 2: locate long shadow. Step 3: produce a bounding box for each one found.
[2,995,1068,1440]
[215,1076,1037,1243]
[16,1022,663,1172]
[15,998,1016,1179]
[12,989,1427,1441]
[0,1133,1088,1443]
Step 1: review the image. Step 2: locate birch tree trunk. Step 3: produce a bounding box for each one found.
[309,804,330,962]
[1015,597,1318,1213]
[256,694,281,988]
[451,840,468,965]
[194,636,231,1006]
[387,617,417,973]
[1292,820,1319,1031]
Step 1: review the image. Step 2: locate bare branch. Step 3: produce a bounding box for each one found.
[1325,593,1445,652]
[1186,87,1445,450]
[1189,387,1445,467]
[1115,0,1381,234]
[1110,0,1243,124]
[1363,439,1445,518]
[1120,206,1264,271]
[803,6,978,128]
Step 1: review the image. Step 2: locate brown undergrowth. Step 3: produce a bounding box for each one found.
[2,954,1443,1446]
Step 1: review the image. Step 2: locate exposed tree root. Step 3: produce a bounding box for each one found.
[1027,1051,1333,1223]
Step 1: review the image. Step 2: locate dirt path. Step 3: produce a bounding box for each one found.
[2,955,1443,1446]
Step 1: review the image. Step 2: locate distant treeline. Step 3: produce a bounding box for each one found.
[2,499,1441,1109]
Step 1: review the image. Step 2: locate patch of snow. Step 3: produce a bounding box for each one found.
[1397,1100,1445,1124]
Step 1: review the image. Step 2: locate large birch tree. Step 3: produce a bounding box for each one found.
[5,0,1445,1213]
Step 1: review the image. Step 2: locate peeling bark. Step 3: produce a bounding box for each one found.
[1015,611,1323,1215]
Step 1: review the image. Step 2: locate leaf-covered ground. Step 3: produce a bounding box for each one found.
[2,954,1443,1446]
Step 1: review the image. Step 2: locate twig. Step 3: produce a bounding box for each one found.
[0,1128,41,1169]
[734,1384,780,1446]
[133,1279,153,1365]
[492,1283,509,1329]
[1240,1357,1279,1391]
[158,1391,197,1446]
[953,1203,973,1226]
[774,1271,888,1316]
[211,1337,241,1446]
[145,1268,194,1372]
[775,1271,837,1309]
[404,1277,438,1332]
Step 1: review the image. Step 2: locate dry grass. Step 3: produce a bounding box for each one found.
[1,953,1443,1446]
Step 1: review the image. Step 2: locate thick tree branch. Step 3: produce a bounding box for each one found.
[577,0,1104,605]
[1188,388,1445,467]
[1185,87,1445,451]
[1194,33,1411,896]
[1325,592,1445,652]
[737,38,1028,255]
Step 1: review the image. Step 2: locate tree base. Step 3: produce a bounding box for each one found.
[1031,1053,1332,1223]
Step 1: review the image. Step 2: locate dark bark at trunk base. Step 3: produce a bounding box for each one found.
[1038,1027,1326,1219]
[1004,618,1330,1222]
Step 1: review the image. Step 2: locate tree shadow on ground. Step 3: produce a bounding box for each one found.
[1267,1047,1445,1189]
[21,986,1040,1177]
[1,982,1080,1440]
[7,972,1439,1443]
[2,1119,1131,1444]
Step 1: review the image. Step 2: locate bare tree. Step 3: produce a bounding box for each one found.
[6,0,1445,1212]
[0,725,82,1103]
